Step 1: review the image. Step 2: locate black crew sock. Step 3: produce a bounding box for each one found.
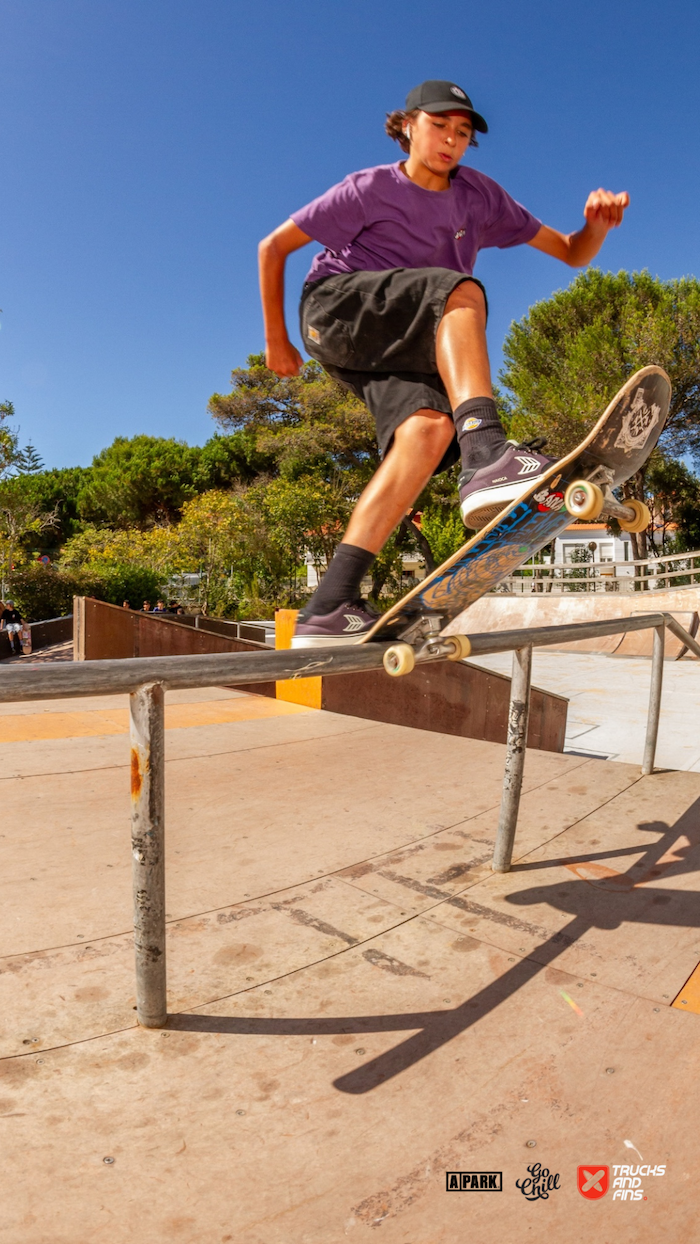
[453,397,507,472]
[298,543,376,620]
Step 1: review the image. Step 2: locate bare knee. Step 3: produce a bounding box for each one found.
[394,410,454,459]
[443,281,486,322]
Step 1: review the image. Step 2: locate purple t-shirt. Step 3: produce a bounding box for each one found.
[291,162,541,283]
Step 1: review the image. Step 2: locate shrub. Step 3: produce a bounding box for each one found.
[5,563,163,620]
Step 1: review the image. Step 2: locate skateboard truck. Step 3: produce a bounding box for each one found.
[564,467,650,532]
[382,614,472,677]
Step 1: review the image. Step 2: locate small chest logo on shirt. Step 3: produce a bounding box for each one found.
[454,229,466,241]
[307,325,321,343]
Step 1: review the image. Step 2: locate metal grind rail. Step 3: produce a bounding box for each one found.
[2,610,699,1028]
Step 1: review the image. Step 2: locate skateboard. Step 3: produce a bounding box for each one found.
[362,365,672,675]
[20,623,32,655]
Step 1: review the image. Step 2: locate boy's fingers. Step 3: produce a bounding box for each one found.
[585,188,629,227]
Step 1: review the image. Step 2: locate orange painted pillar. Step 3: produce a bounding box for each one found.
[275,609,322,709]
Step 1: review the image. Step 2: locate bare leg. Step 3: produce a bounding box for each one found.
[343,409,454,553]
[435,281,492,406]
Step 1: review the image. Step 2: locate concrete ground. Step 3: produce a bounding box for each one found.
[472,650,700,770]
[2,684,700,1243]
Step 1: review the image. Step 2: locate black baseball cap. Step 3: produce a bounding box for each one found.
[405,80,488,133]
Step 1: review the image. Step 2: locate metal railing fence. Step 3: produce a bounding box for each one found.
[493,549,700,594]
[2,610,698,1028]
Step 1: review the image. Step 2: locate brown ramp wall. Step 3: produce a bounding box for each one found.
[73,598,276,696]
[321,660,568,752]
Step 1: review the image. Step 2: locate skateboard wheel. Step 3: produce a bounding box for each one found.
[564,480,604,521]
[446,634,471,661]
[619,498,651,533]
[383,643,416,677]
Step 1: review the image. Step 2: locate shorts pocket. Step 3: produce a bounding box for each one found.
[300,291,356,367]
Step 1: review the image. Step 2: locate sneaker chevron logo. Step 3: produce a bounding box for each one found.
[343,614,366,633]
[515,455,542,475]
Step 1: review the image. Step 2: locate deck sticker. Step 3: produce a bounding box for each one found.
[534,487,566,512]
[614,388,662,452]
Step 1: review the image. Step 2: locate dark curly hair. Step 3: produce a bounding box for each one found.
[385,108,479,153]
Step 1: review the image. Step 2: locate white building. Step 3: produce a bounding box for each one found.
[554,522,634,571]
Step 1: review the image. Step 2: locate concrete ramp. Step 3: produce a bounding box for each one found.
[451,588,700,658]
[2,690,700,1241]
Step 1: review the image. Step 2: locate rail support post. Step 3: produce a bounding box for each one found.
[642,625,665,776]
[129,681,167,1027]
[492,645,533,873]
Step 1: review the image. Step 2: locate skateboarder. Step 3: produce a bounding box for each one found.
[258,79,629,644]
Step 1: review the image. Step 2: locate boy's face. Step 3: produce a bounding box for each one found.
[406,110,473,173]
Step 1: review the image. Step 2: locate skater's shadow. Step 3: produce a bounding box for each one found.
[169,799,700,1094]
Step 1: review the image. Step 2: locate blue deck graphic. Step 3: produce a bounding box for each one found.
[418,500,567,616]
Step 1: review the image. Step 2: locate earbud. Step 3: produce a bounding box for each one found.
[406,124,413,141]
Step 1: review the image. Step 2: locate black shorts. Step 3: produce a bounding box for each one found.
[299,267,487,473]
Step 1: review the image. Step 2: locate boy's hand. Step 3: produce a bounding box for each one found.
[584,189,630,233]
[265,339,304,377]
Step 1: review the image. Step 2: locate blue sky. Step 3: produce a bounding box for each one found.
[2,0,699,469]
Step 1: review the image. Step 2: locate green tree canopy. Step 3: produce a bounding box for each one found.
[644,456,700,552]
[77,435,202,528]
[500,269,700,461]
[0,401,19,479]
[0,466,88,550]
[208,355,377,484]
[193,430,273,490]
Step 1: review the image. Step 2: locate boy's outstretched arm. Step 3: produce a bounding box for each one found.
[527,188,630,267]
[259,220,312,376]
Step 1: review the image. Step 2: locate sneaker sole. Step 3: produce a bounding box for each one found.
[291,633,368,649]
[460,474,548,530]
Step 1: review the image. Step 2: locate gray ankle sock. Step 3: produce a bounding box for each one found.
[453,397,507,471]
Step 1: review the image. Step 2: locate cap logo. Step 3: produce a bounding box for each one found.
[450,86,467,99]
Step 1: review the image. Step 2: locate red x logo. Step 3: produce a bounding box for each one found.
[577,1166,609,1199]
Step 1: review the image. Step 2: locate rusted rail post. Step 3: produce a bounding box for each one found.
[642,625,665,776]
[129,682,167,1027]
[492,645,533,873]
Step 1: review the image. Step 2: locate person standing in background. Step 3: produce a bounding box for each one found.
[1,600,23,656]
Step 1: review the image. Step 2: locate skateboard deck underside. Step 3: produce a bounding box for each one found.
[362,366,672,644]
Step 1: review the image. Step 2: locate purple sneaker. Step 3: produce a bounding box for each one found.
[291,599,379,648]
[459,439,557,529]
